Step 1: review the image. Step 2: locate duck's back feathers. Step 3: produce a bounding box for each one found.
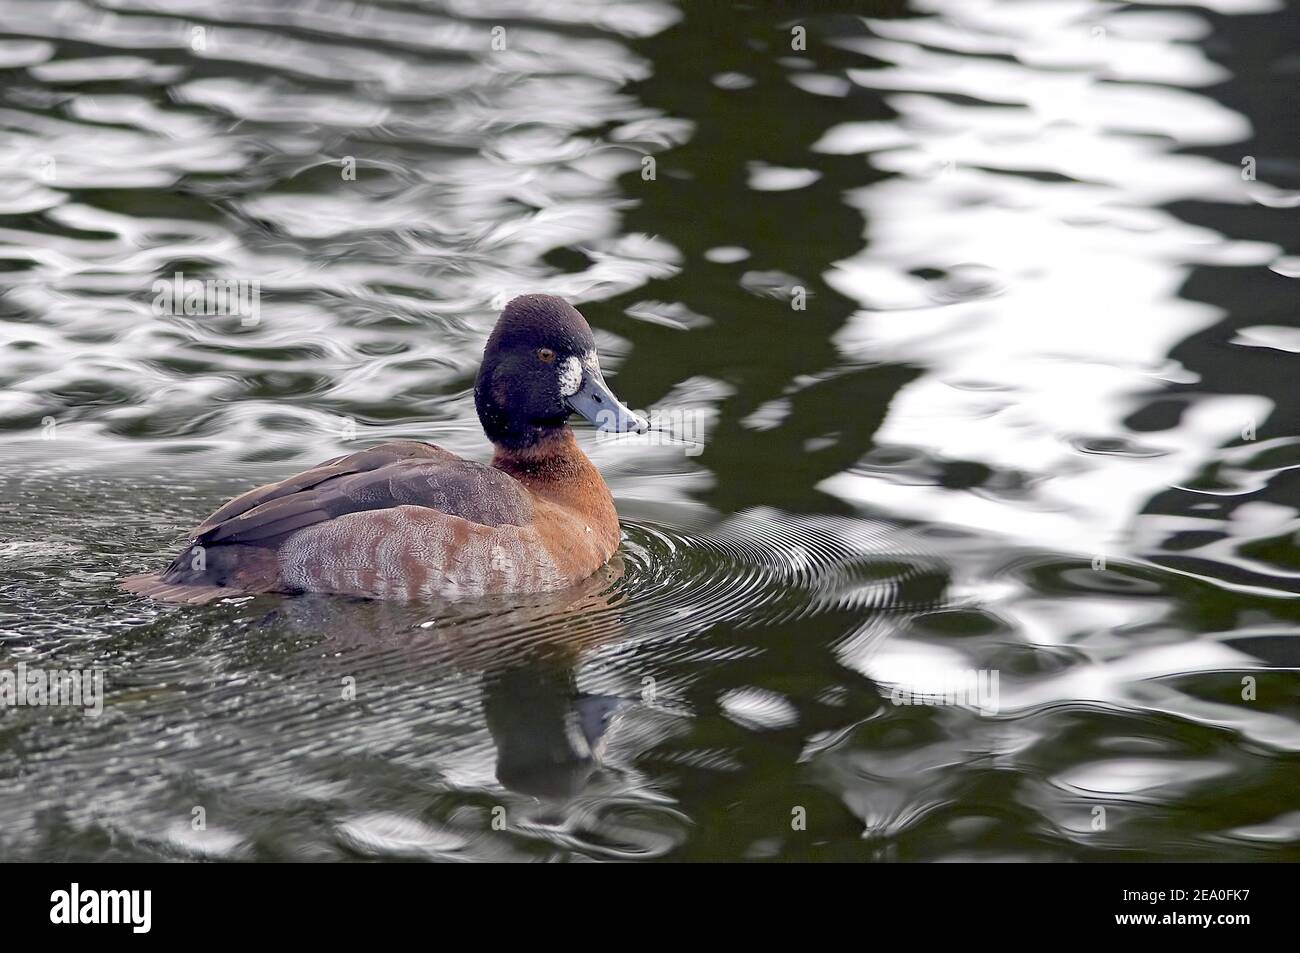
[196,440,533,541]
[126,441,561,602]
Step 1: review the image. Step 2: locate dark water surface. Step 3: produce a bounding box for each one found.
[1,0,1298,861]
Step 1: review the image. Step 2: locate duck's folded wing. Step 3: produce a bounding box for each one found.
[194,440,452,534]
[191,441,534,548]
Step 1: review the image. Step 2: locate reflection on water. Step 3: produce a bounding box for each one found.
[0,0,1297,861]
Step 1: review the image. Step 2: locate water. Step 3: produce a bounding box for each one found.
[0,0,1297,861]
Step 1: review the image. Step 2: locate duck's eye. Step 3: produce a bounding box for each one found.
[537,347,556,363]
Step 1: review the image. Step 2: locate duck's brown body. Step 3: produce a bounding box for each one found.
[123,433,621,604]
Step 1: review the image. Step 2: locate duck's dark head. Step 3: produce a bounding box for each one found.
[474,294,648,451]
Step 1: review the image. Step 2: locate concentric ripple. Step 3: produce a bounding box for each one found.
[620,510,948,632]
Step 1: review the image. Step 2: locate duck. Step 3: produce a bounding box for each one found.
[122,294,648,604]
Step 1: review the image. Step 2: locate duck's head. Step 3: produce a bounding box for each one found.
[474,294,648,451]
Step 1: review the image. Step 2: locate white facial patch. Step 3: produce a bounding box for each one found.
[558,355,584,397]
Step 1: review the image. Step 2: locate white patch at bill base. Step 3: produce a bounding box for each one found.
[558,354,584,396]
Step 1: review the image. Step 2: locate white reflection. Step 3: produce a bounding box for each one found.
[819,0,1284,563]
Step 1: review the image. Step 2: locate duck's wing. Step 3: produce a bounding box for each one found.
[192,440,534,547]
[121,441,540,602]
[197,441,447,533]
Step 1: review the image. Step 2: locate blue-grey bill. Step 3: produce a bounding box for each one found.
[566,371,649,434]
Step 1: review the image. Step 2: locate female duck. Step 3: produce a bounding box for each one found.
[123,294,647,603]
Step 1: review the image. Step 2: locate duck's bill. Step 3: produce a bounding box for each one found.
[566,370,649,434]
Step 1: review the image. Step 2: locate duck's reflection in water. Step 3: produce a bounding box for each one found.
[269,558,647,805]
[484,653,630,800]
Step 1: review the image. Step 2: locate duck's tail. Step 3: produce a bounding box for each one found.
[120,572,248,605]
[121,539,284,604]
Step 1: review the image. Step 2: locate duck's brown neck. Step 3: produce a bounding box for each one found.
[491,427,615,518]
